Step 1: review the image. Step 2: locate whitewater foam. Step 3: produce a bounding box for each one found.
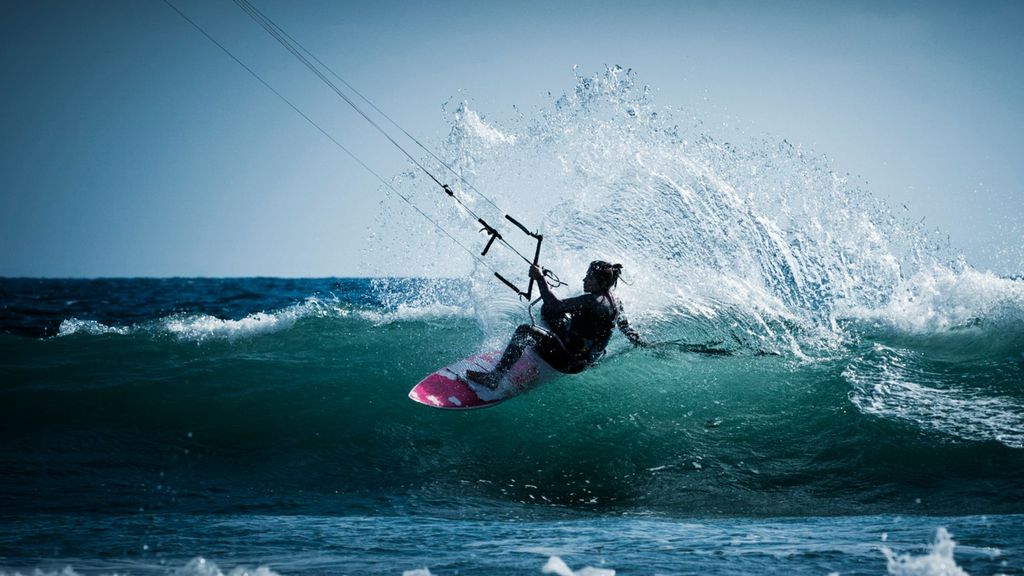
[845,343,1024,448]
[56,318,129,337]
[882,528,969,576]
[843,266,1024,335]
[164,310,303,341]
[354,302,471,325]
[175,557,281,576]
[53,294,473,342]
[541,557,615,576]
[55,298,338,342]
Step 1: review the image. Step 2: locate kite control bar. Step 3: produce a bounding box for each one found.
[489,214,544,300]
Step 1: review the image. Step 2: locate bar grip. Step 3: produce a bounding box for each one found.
[505,214,535,237]
[525,234,543,299]
[494,272,522,295]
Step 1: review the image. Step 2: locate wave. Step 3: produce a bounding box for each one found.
[845,343,1024,448]
[54,297,339,341]
[4,310,1022,517]
[54,294,474,342]
[841,266,1024,336]
[358,67,1024,464]
[55,318,130,337]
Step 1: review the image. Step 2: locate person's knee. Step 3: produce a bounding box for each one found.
[509,324,531,342]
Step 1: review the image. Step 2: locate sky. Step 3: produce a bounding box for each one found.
[1,0,1021,277]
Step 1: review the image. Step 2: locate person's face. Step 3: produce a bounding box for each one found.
[583,269,599,293]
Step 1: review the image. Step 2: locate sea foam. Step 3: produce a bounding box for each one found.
[883,528,969,576]
[542,556,615,576]
[54,294,473,342]
[843,266,1024,335]
[175,557,281,576]
[56,318,129,337]
[845,341,1024,448]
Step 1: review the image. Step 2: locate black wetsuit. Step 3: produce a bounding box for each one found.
[535,292,641,372]
[493,289,644,376]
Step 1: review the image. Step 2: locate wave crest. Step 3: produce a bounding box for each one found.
[844,343,1024,448]
[54,293,472,342]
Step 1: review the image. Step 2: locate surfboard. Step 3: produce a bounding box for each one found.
[408,347,557,409]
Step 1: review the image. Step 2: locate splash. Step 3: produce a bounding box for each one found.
[882,528,969,576]
[843,266,1024,334]
[361,67,1024,448]
[374,67,1024,357]
[175,558,281,576]
[542,557,615,576]
[56,318,130,337]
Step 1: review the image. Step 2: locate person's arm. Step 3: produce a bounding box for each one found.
[531,265,555,302]
[531,265,563,307]
[530,265,591,315]
[616,303,649,347]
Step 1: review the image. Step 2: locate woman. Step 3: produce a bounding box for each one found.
[467,260,647,389]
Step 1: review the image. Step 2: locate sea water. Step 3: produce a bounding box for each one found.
[2,69,1022,574]
[1,276,1022,575]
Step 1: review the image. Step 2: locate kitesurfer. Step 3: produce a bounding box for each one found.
[466,260,648,389]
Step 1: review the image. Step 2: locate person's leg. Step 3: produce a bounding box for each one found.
[467,324,544,388]
[493,324,540,373]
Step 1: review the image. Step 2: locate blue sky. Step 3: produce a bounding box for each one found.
[1,0,1021,277]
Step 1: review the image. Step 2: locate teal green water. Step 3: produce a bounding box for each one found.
[2,285,1021,519]
[0,277,1022,573]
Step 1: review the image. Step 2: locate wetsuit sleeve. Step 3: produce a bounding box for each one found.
[616,303,648,347]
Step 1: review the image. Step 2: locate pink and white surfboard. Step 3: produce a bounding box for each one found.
[408,347,557,409]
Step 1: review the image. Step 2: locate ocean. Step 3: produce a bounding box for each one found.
[0,276,1021,575]
[3,69,1023,575]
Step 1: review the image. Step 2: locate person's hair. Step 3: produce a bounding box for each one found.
[588,260,623,289]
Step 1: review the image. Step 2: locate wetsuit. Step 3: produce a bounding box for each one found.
[490,284,644,377]
[534,292,642,372]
